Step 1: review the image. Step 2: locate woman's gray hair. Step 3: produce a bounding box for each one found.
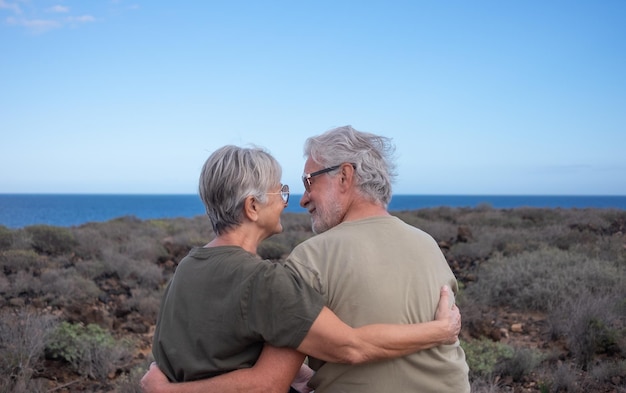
[199,145,281,235]
[303,125,397,207]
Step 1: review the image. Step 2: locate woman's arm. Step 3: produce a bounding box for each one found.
[297,284,460,364]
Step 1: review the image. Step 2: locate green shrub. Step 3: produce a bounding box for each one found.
[461,338,514,378]
[25,225,77,256]
[46,321,132,379]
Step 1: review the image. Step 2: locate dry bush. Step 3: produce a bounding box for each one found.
[545,362,585,393]
[270,213,315,250]
[258,239,290,260]
[0,310,58,393]
[588,359,626,386]
[412,206,459,222]
[463,247,624,312]
[570,233,626,265]
[100,248,138,280]
[560,208,615,228]
[120,235,169,262]
[128,288,162,321]
[71,226,106,260]
[134,260,164,289]
[6,270,42,298]
[469,377,504,393]
[7,229,34,251]
[24,225,77,256]
[96,248,163,289]
[0,225,12,251]
[555,227,601,250]
[393,211,458,242]
[496,347,543,382]
[417,221,458,244]
[97,216,152,241]
[0,249,45,275]
[74,258,108,280]
[281,212,314,232]
[549,293,625,369]
[0,274,9,294]
[449,228,496,262]
[457,209,529,229]
[40,267,102,305]
[148,217,209,238]
[112,361,153,393]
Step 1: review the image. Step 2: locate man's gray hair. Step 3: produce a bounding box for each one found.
[199,145,281,235]
[303,125,397,207]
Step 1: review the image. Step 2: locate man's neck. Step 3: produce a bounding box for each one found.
[342,197,390,223]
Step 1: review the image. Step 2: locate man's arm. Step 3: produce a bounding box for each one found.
[141,344,306,393]
[142,285,460,393]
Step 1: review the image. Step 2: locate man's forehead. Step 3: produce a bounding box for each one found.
[302,157,319,172]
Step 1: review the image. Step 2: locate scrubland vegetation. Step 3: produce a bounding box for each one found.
[0,207,624,392]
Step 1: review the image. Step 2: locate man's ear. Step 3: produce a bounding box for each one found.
[339,163,355,190]
[243,195,259,222]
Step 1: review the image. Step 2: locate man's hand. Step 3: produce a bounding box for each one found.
[141,362,170,393]
[290,363,315,393]
[434,285,461,344]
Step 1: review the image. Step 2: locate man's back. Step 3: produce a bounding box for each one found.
[286,215,470,393]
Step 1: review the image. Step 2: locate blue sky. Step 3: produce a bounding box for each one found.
[1,1,624,195]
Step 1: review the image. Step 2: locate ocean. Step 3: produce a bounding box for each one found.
[1,194,625,229]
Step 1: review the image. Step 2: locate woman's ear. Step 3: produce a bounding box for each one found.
[243,195,259,222]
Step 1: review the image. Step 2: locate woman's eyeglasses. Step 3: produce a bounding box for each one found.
[266,184,290,204]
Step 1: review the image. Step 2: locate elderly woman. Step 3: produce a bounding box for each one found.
[150,145,460,393]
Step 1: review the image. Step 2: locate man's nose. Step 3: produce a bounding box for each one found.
[299,192,310,209]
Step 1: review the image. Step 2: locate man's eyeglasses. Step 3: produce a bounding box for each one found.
[302,165,341,193]
[266,184,290,204]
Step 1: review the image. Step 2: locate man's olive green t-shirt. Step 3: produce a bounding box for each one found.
[152,246,325,382]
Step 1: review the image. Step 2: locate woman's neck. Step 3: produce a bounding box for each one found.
[205,230,260,255]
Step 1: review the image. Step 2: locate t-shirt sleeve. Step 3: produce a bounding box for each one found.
[243,262,325,349]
